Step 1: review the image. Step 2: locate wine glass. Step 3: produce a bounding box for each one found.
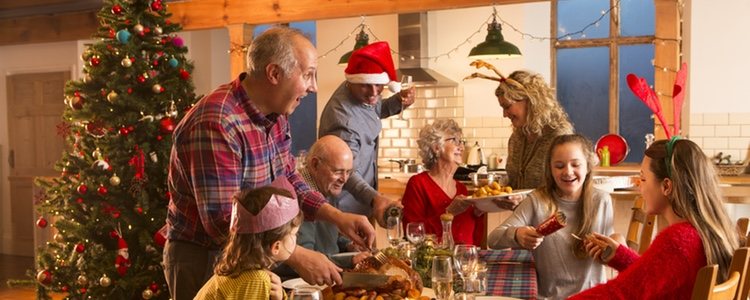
[290,286,322,300]
[397,75,412,120]
[406,222,425,245]
[453,244,479,293]
[431,255,453,300]
[385,216,403,247]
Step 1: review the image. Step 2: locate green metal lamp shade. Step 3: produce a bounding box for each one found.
[469,21,521,60]
[338,29,370,66]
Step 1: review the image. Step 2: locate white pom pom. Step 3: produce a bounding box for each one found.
[388,81,401,93]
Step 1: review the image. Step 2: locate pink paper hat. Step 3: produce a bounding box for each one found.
[345,41,401,93]
[230,177,299,234]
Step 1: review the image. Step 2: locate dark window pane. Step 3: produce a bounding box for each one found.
[618,44,655,163]
[556,47,610,144]
[558,0,610,40]
[621,0,655,36]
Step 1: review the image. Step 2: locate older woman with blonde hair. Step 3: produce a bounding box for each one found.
[402,119,485,246]
[466,61,573,190]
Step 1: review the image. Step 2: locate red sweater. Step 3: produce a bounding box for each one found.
[568,222,707,299]
[402,172,484,246]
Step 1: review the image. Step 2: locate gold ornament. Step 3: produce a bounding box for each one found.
[154,26,163,35]
[152,84,162,94]
[77,274,88,286]
[121,56,132,68]
[54,233,64,243]
[134,24,145,34]
[142,289,154,299]
[107,91,118,103]
[99,274,111,287]
[109,174,121,186]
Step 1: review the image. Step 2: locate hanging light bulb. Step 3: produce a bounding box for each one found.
[338,25,370,66]
[468,7,522,60]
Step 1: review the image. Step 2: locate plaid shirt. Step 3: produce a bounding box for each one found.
[166,73,326,248]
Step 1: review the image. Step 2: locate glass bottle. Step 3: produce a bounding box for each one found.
[440,213,454,250]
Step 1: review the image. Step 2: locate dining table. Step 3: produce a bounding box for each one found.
[479,249,537,299]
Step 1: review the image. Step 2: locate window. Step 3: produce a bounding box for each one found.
[554,0,655,163]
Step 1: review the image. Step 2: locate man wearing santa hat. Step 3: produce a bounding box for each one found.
[318,41,415,225]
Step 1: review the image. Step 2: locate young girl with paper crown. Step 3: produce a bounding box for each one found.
[195,179,303,300]
[487,134,614,299]
[569,137,739,299]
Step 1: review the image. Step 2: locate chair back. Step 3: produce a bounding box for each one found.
[626,196,656,254]
[730,247,750,300]
[692,265,741,300]
[737,218,749,247]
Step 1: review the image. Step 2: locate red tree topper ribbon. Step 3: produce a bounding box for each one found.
[129,146,145,179]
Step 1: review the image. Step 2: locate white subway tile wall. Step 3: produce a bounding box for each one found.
[690,113,750,164]
[378,85,513,173]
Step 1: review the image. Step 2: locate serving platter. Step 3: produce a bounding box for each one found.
[467,189,533,212]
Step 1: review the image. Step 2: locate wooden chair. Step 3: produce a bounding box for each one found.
[737,218,749,247]
[626,196,657,254]
[729,247,750,300]
[692,264,741,300]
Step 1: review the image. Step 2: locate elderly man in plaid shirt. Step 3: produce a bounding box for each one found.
[163,27,376,300]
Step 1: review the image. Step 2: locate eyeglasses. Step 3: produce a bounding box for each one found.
[444,137,467,146]
[316,157,353,178]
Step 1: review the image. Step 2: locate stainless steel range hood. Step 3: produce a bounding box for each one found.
[397,13,456,85]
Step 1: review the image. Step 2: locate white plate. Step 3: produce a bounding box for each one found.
[281,278,325,290]
[467,189,533,212]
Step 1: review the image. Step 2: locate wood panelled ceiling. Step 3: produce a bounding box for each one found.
[0,0,542,46]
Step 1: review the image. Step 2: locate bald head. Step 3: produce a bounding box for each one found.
[306,135,353,197]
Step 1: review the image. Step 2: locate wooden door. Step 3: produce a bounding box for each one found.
[6,71,68,256]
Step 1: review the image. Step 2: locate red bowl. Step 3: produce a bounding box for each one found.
[596,134,629,165]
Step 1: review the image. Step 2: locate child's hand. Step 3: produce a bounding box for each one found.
[446,195,472,215]
[583,232,619,263]
[515,226,544,250]
[352,252,371,266]
[266,270,284,300]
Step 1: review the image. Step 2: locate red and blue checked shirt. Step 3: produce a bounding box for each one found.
[166,73,326,248]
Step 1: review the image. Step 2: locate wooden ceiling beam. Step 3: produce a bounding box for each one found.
[167,0,542,31]
[0,10,98,46]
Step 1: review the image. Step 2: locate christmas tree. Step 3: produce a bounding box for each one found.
[32,0,197,298]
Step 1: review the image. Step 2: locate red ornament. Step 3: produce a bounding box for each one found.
[151,0,163,11]
[80,288,87,294]
[70,96,85,110]
[159,117,175,134]
[137,75,147,83]
[36,217,48,228]
[111,4,122,15]
[153,226,167,247]
[75,243,85,253]
[97,186,108,196]
[135,206,143,214]
[61,285,69,292]
[37,270,52,285]
[86,122,105,137]
[110,230,119,239]
[77,184,88,195]
[74,91,81,97]
[179,69,190,80]
[112,211,121,218]
[108,28,116,38]
[152,60,159,67]
[119,127,129,136]
[149,282,159,292]
[165,191,171,200]
[76,197,84,204]
[156,135,163,141]
[127,87,133,94]
[90,57,101,66]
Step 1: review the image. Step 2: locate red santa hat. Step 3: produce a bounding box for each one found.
[118,236,128,250]
[345,41,401,93]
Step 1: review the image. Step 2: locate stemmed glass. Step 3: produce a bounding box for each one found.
[453,244,479,293]
[406,222,425,245]
[398,75,412,120]
[290,287,322,300]
[385,216,404,247]
[431,255,454,300]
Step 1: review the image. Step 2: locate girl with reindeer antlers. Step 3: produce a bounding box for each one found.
[465,60,573,195]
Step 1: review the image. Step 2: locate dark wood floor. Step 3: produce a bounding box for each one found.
[0,254,60,300]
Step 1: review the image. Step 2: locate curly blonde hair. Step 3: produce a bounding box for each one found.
[213,186,303,277]
[417,119,463,170]
[495,70,573,137]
